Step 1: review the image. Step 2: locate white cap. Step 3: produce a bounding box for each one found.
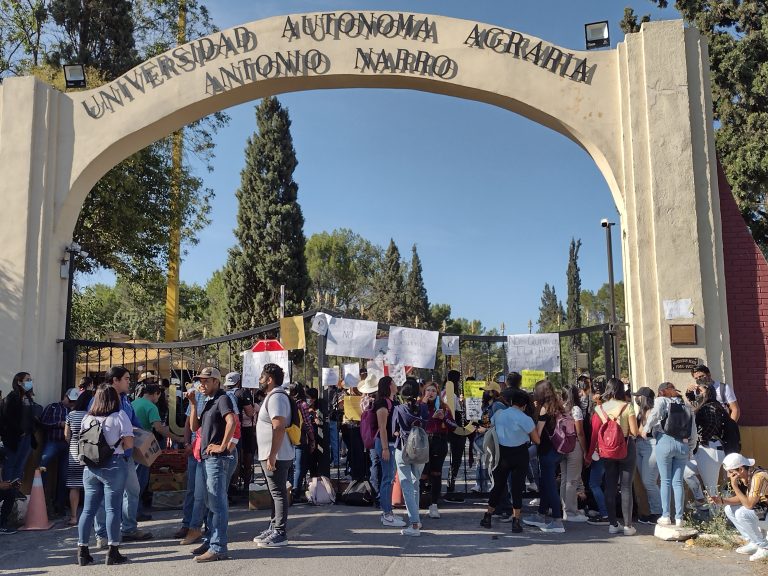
[66,387,80,401]
[722,453,755,471]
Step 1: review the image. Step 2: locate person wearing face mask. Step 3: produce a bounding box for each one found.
[0,372,37,484]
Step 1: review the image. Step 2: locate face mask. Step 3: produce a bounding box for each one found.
[23,380,33,392]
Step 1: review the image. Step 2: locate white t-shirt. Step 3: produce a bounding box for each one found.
[571,405,584,421]
[81,411,134,454]
[256,390,295,462]
[713,380,737,405]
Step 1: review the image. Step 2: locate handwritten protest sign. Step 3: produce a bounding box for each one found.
[326,317,377,359]
[463,380,486,421]
[386,326,439,369]
[521,370,546,390]
[441,335,460,356]
[389,363,407,387]
[366,359,385,383]
[374,338,389,359]
[342,363,360,388]
[242,349,290,388]
[322,366,340,387]
[506,334,561,373]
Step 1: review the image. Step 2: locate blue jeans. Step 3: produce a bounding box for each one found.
[135,463,150,516]
[369,445,381,499]
[655,434,689,520]
[292,446,309,494]
[395,448,424,525]
[2,434,32,482]
[329,420,340,466]
[78,456,128,546]
[40,439,68,507]
[375,437,395,515]
[182,456,206,530]
[538,448,562,519]
[473,435,490,492]
[202,455,233,554]
[94,455,140,537]
[588,458,608,517]
[635,437,662,515]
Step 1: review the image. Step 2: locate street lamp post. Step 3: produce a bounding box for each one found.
[601,219,620,378]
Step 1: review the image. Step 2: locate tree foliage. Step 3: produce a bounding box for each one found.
[225,97,310,331]
[406,245,430,327]
[537,283,564,333]
[566,238,582,330]
[621,0,768,252]
[367,239,407,325]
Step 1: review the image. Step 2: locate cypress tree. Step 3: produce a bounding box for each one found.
[566,238,582,330]
[226,97,310,330]
[406,245,430,327]
[368,239,407,325]
[537,283,564,333]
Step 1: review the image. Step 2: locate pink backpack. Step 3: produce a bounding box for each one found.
[550,412,577,454]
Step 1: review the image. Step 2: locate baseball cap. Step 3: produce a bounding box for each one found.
[722,453,755,471]
[224,372,241,388]
[631,386,654,400]
[494,373,506,384]
[138,372,156,383]
[657,382,679,394]
[195,367,222,380]
[481,382,501,394]
[66,387,80,401]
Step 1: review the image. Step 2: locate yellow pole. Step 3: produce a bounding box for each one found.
[164,0,186,342]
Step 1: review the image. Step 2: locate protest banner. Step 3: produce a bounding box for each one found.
[389,363,407,387]
[506,334,561,373]
[521,370,546,390]
[242,349,290,388]
[441,335,460,356]
[342,363,360,388]
[326,317,377,359]
[386,326,439,369]
[280,315,306,349]
[463,380,486,421]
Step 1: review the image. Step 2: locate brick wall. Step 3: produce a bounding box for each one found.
[719,162,768,426]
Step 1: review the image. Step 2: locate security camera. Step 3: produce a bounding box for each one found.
[600,219,609,228]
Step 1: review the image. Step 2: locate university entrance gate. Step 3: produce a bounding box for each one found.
[1,11,766,446]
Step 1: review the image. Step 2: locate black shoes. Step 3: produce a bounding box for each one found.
[480,513,492,529]
[105,545,128,565]
[191,543,210,555]
[77,545,93,566]
[511,517,523,533]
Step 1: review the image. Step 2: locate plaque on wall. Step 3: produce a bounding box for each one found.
[670,324,697,345]
[671,357,699,371]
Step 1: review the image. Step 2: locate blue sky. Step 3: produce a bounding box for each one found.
[86,0,679,334]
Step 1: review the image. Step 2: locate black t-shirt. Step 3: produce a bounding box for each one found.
[199,390,234,458]
[373,397,396,443]
[233,387,254,425]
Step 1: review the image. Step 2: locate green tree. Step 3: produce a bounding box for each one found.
[204,269,228,336]
[566,238,582,330]
[537,283,564,333]
[367,239,407,325]
[621,1,768,253]
[305,228,382,312]
[0,0,49,76]
[405,244,430,327]
[226,97,310,331]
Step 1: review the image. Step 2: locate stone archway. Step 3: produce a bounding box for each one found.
[0,12,730,407]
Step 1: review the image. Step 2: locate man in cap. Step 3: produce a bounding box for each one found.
[709,453,768,562]
[185,367,237,562]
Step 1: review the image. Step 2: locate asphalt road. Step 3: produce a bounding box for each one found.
[1,498,763,576]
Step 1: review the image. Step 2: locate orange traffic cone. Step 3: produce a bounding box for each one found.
[20,468,54,530]
[392,473,404,507]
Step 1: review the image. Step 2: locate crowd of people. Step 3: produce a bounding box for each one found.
[0,362,766,565]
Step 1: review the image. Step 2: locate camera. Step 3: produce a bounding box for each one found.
[601,218,610,228]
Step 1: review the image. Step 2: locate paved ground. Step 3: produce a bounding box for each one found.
[2,498,766,576]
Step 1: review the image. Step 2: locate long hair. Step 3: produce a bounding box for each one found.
[533,380,565,416]
[635,394,655,427]
[376,376,394,401]
[89,386,121,416]
[562,384,581,412]
[400,380,421,414]
[602,378,627,402]
[11,371,30,395]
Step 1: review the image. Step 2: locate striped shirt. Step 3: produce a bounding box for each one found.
[746,468,768,505]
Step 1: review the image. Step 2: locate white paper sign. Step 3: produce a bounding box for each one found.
[366,359,385,383]
[386,326,439,369]
[374,338,389,359]
[322,366,340,387]
[506,334,561,373]
[465,397,482,421]
[389,363,407,387]
[663,298,694,320]
[311,312,331,336]
[342,363,360,389]
[242,350,291,388]
[325,317,378,359]
[441,335,460,356]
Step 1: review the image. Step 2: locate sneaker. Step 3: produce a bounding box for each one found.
[623,525,637,536]
[95,537,108,550]
[122,530,153,541]
[253,528,274,543]
[528,498,540,507]
[480,513,492,529]
[749,548,768,562]
[675,519,684,527]
[470,483,482,493]
[608,523,623,534]
[540,519,565,533]
[257,531,288,547]
[565,513,589,523]
[736,542,759,555]
[637,514,660,525]
[587,516,610,526]
[0,526,18,535]
[428,504,440,519]
[511,517,523,533]
[401,526,421,537]
[656,516,672,526]
[381,514,407,528]
[522,513,547,528]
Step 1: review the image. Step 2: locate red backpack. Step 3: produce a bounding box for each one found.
[596,404,628,460]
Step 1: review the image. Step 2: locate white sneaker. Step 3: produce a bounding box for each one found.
[623,525,637,536]
[381,514,407,528]
[736,543,759,555]
[656,516,672,526]
[540,519,565,533]
[401,526,421,537]
[609,523,623,534]
[749,548,768,562]
[428,504,440,519]
[675,518,684,527]
[522,513,547,528]
[470,483,482,493]
[565,513,589,523]
[528,498,540,507]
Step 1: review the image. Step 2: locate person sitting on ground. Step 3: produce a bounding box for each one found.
[0,449,21,535]
[709,453,768,562]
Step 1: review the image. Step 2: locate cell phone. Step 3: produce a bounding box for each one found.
[11,478,21,488]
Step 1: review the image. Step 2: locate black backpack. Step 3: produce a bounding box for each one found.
[662,401,693,440]
[78,418,121,467]
[341,480,375,506]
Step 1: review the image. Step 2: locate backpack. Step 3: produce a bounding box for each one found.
[662,400,693,440]
[481,426,500,489]
[341,479,374,506]
[78,418,121,468]
[361,399,392,450]
[713,402,741,455]
[270,390,303,446]
[402,425,430,465]
[307,476,335,505]
[550,412,577,454]
[596,404,628,460]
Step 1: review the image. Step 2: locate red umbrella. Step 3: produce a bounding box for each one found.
[251,339,286,352]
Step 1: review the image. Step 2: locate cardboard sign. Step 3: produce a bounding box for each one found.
[521,370,546,390]
[326,317,378,359]
[343,395,363,421]
[506,334,561,373]
[280,315,306,350]
[386,326,439,369]
[133,428,161,467]
[242,349,290,388]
